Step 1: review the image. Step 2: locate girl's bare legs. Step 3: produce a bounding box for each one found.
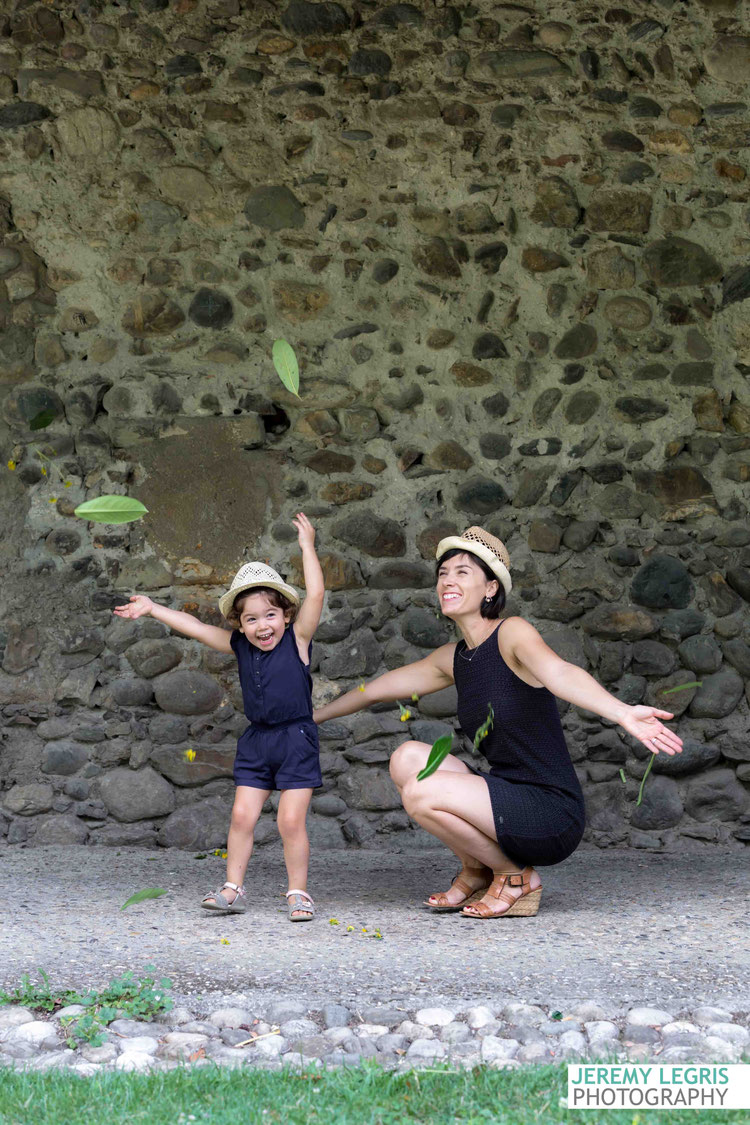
[277,787,314,919]
[390,741,541,912]
[204,785,270,905]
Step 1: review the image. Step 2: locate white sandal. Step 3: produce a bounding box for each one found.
[285,888,315,922]
[201,882,247,913]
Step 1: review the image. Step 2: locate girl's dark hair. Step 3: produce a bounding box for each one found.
[436,549,506,619]
[228,586,298,628]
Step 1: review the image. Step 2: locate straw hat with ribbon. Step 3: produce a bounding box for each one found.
[435,526,512,595]
[218,562,299,620]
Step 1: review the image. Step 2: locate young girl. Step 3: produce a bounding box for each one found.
[113,513,325,922]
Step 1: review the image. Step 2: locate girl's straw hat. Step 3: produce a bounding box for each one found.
[435,526,512,595]
[218,562,299,619]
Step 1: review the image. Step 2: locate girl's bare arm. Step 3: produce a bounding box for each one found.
[113,596,233,654]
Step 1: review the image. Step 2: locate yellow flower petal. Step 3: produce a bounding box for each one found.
[7,460,16,471]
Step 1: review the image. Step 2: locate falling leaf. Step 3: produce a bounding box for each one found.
[74,496,148,525]
[120,887,167,911]
[29,409,58,431]
[272,338,300,397]
[472,704,494,750]
[416,733,454,781]
[636,755,654,807]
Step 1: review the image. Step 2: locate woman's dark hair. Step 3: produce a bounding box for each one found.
[228,586,298,628]
[436,549,507,619]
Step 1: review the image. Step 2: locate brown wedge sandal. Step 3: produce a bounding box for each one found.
[461,867,542,919]
[424,864,494,913]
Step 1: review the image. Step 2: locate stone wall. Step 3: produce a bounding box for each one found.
[0,0,749,854]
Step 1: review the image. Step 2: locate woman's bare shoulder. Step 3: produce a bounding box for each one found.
[430,641,458,680]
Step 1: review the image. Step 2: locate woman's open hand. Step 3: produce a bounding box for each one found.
[617,705,683,756]
[113,595,155,620]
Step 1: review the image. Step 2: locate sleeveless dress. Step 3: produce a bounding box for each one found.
[230,623,322,790]
[453,620,586,866]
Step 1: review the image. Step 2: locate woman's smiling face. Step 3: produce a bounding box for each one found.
[238,592,291,650]
[436,552,498,618]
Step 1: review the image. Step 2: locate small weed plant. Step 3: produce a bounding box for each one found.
[0,967,173,1048]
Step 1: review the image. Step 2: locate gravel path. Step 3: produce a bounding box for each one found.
[2,843,748,1014]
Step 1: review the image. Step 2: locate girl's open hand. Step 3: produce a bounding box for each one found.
[617,705,683,756]
[293,511,316,550]
[113,595,155,620]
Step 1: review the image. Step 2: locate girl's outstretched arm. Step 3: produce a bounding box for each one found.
[313,644,455,723]
[292,512,325,646]
[113,595,233,654]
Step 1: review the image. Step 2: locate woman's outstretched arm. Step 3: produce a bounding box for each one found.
[503,617,683,756]
[314,644,455,723]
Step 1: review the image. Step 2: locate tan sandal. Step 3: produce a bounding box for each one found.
[424,864,494,912]
[461,867,542,919]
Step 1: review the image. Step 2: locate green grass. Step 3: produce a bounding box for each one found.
[0,1063,747,1125]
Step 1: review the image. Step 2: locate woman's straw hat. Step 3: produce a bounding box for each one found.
[435,526,512,595]
[218,562,299,619]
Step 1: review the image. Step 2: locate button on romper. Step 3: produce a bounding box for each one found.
[231,624,322,790]
[454,621,586,866]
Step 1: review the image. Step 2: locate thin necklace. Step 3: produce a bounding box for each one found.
[458,622,498,662]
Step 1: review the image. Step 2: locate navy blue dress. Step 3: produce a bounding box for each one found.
[454,620,586,866]
[230,624,322,790]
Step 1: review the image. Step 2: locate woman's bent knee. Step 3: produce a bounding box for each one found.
[389,741,429,785]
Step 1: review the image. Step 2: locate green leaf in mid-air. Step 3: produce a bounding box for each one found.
[74,496,148,524]
[660,681,702,695]
[636,755,654,807]
[29,409,58,431]
[473,703,494,751]
[272,338,299,397]
[416,733,454,782]
[120,888,167,911]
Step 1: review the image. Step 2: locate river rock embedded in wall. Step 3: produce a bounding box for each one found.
[55,107,120,158]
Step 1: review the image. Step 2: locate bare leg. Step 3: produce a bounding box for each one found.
[277,788,314,919]
[204,785,270,905]
[391,741,541,913]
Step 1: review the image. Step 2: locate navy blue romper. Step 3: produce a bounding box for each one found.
[454,621,586,866]
[230,624,322,791]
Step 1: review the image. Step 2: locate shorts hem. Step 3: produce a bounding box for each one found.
[233,777,322,791]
